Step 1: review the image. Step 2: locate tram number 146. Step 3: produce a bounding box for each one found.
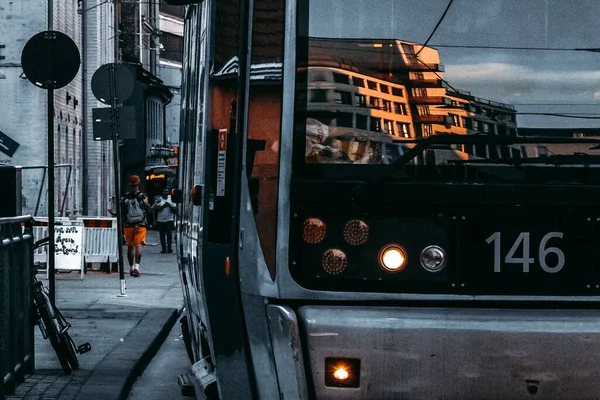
[485,232,565,274]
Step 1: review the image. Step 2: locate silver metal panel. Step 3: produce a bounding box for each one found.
[238,174,278,298]
[267,305,309,400]
[239,294,281,400]
[275,0,297,286]
[299,306,600,400]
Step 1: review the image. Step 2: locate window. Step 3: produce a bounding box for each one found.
[369,96,381,108]
[402,43,416,59]
[413,72,424,80]
[310,89,329,103]
[355,94,367,107]
[396,122,410,137]
[336,112,353,127]
[383,100,392,112]
[417,105,430,116]
[161,32,184,63]
[461,117,467,127]
[413,88,427,97]
[384,119,395,135]
[472,120,480,131]
[367,80,378,90]
[352,77,365,87]
[450,114,460,127]
[370,117,382,132]
[334,90,353,105]
[333,72,349,84]
[392,87,404,97]
[379,84,389,94]
[356,114,368,129]
[423,124,433,137]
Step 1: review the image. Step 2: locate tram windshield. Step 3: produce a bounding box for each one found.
[295,0,600,180]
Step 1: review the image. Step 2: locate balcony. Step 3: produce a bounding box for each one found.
[408,95,446,105]
[413,115,454,124]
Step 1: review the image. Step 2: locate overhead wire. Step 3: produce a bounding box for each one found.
[415,0,455,57]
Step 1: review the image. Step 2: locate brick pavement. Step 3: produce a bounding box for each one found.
[4,230,183,400]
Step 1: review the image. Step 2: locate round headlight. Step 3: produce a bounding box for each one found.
[303,218,326,244]
[420,245,446,272]
[378,244,408,273]
[343,220,369,246]
[322,249,347,275]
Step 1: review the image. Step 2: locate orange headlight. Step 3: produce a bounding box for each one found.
[303,218,326,244]
[322,249,347,275]
[343,220,369,246]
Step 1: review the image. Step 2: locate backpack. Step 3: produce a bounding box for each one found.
[126,196,144,224]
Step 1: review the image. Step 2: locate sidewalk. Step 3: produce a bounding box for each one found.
[6,230,184,400]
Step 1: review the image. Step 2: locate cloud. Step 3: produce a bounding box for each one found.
[446,62,600,85]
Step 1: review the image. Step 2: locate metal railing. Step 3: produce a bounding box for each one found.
[0,216,35,400]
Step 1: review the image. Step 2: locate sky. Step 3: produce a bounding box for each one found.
[309,0,600,128]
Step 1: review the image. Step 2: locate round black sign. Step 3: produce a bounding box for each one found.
[21,31,80,90]
[91,63,135,105]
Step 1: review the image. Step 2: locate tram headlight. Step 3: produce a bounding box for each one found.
[420,245,446,272]
[379,244,407,273]
[325,358,361,388]
[322,249,347,275]
[343,220,369,246]
[303,218,326,244]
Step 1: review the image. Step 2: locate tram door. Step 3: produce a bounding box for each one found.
[191,0,257,398]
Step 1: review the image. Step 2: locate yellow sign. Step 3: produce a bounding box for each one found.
[146,173,166,180]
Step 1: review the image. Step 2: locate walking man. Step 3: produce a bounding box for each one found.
[153,188,177,253]
[121,175,150,277]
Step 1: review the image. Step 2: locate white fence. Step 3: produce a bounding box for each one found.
[33,217,118,272]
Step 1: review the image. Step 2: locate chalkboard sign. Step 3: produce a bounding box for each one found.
[48,222,85,279]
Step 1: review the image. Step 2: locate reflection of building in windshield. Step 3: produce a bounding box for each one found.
[303,37,519,164]
[443,89,518,159]
[519,128,600,159]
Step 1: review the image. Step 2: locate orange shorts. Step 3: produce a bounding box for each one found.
[124,227,147,246]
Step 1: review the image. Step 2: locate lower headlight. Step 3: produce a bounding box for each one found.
[420,245,446,272]
[378,244,408,273]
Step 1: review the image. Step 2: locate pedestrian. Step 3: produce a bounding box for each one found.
[121,175,150,277]
[153,188,177,253]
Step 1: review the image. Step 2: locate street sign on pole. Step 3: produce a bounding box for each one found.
[91,63,135,297]
[92,106,136,141]
[21,30,80,305]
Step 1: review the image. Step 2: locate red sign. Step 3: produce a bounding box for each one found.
[218,130,227,151]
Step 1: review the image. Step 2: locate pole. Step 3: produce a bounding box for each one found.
[47,26,56,304]
[108,64,128,297]
[48,87,56,305]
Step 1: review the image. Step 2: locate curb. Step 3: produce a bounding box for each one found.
[75,307,181,400]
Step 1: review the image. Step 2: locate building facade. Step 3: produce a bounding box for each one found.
[0,0,84,217]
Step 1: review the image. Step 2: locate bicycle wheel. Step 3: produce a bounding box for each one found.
[34,291,72,375]
[59,332,80,370]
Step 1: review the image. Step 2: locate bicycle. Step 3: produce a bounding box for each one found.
[32,237,91,374]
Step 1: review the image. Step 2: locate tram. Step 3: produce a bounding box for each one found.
[168,0,600,398]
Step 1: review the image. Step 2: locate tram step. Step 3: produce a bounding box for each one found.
[178,373,196,398]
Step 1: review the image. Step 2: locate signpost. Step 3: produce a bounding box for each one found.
[91,63,134,297]
[21,30,80,304]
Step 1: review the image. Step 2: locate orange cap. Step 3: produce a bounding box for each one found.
[128,175,140,186]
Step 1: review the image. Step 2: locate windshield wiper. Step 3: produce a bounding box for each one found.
[387,134,600,173]
[449,153,600,166]
[352,134,600,202]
